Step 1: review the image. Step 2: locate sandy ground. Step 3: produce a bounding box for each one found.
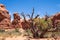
[5,36,27,40]
[0,35,28,40]
[5,38,55,40]
[0,36,56,40]
[0,28,60,40]
[0,37,54,40]
[0,34,60,40]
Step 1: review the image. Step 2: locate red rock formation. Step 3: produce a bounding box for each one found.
[12,13,21,28]
[12,13,31,29]
[0,4,11,29]
[50,12,60,27]
[0,4,33,29]
[21,21,31,29]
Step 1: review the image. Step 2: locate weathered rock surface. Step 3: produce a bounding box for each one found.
[50,12,60,27]
[21,21,31,29]
[0,4,11,29]
[12,13,21,28]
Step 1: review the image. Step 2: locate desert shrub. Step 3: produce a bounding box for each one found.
[0,29,5,32]
[43,32,53,38]
[56,22,60,31]
[33,18,54,38]
[25,29,33,38]
[15,28,19,32]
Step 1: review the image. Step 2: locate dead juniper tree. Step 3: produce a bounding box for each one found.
[21,8,39,38]
[27,8,39,38]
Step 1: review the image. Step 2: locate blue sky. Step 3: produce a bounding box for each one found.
[0,0,60,19]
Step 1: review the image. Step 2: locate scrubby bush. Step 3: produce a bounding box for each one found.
[0,29,5,32]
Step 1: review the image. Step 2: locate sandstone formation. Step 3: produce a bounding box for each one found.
[0,4,31,29]
[0,4,11,29]
[12,13,22,28]
[21,21,31,29]
[12,13,31,29]
[50,12,60,27]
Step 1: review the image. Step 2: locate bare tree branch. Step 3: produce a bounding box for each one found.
[34,15,39,19]
[31,8,34,19]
